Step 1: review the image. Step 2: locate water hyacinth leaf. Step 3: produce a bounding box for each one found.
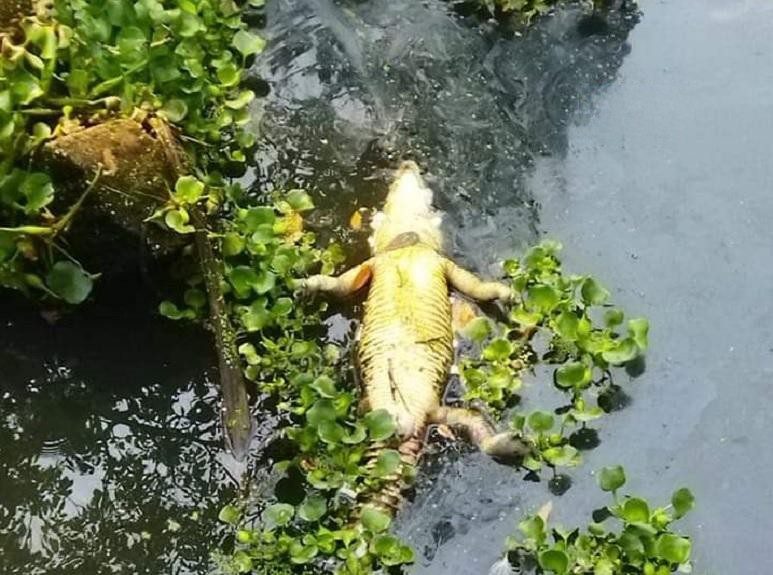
[310,375,336,398]
[242,206,275,230]
[604,308,624,327]
[289,541,318,564]
[483,338,513,361]
[538,549,569,574]
[628,317,650,351]
[253,270,276,294]
[373,449,401,478]
[232,551,252,573]
[364,409,397,441]
[183,288,206,309]
[307,399,337,426]
[580,277,609,306]
[165,208,195,233]
[228,266,259,297]
[601,338,639,365]
[317,421,345,444]
[286,189,315,212]
[232,30,266,57]
[46,261,93,304]
[527,284,561,313]
[160,98,189,122]
[225,90,255,110]
[372,534,415,566]
[222,232,245,256]
[519,515,545,542]
[655,534,692,564]
[598,465,626,492]
[342,423,367,444]
[298,495,327,522]
[263,503,294,528]
[555,361,591,389]
[527,410,554,432]
[621,497,650,523]
[158,301,194,320]
[542,445,580,467]
[241,299,270,331]
[461,316,491,343]
[510,307,542,327]
[174,176,205,204]
[671,488,695,519]
[19,172,54,213]
[361,506,391,533]
[218,504,240,525]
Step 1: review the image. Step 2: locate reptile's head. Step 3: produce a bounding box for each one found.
[370,161,443,254]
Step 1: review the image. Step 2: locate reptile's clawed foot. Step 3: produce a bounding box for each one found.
[481,431,530,464]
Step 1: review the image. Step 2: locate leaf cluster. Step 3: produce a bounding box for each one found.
[505,466,696,574]
[0,0,267,303]
[459,241,649,472]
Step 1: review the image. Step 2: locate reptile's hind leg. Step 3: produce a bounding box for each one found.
[429,406,530,460]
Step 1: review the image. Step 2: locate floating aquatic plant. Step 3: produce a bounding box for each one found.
[495,466,695,574]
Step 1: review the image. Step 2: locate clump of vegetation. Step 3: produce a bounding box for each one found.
[495,466,695,574]
[459,240,648,473]
[0,0,267,302]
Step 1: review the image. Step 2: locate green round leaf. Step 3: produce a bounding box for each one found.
[307,399,337,426]
[483,338,513,361]
[364,409,397,441]
[527,284,561,313]
[174,176,205,204]
[263,503,294,527]
[671,487,695,519]
[164,208,195,234]
[527,410,555,433]
[655,534,691,564]
[372,449,402,478]
[601,338,639,365]
[232,30,267,57]
[538,549,569,574]
[160,98,189,122]
[580,277,609,306]
[218,504,240,525]
[461,316,491,343]
[621,497,650,523]
[598,465,626,492]
[518,515,545,542]
[628,317,650,351]
[360,505,391,533]
[555,361,591,389]
[286,189,315,212]
[298,495,327,522]
[46,261,93,304]
[232,550,252,573]
[372,534,415,566]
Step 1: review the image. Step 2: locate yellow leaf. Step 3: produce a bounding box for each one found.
[349,209,363,231]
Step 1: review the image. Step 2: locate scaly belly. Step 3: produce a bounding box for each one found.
[357,250,453,437]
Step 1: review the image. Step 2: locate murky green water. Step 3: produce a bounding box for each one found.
[2,0,772,573]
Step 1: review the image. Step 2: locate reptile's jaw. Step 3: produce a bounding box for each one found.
[370,161,443,254]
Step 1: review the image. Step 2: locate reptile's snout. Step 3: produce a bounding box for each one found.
[370,161,442,254]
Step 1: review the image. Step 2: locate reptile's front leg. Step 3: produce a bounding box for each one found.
[444,260,512,302]
[429,406,530,460]
[300,260,373,297]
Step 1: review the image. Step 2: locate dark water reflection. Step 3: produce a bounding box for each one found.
[0,276,237,574]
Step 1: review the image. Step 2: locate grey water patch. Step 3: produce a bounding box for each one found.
[0,284,239,575]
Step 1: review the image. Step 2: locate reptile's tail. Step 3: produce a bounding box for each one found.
[357,435,423,517]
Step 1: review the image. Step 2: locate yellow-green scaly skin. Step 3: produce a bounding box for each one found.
[358,244,453,439]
